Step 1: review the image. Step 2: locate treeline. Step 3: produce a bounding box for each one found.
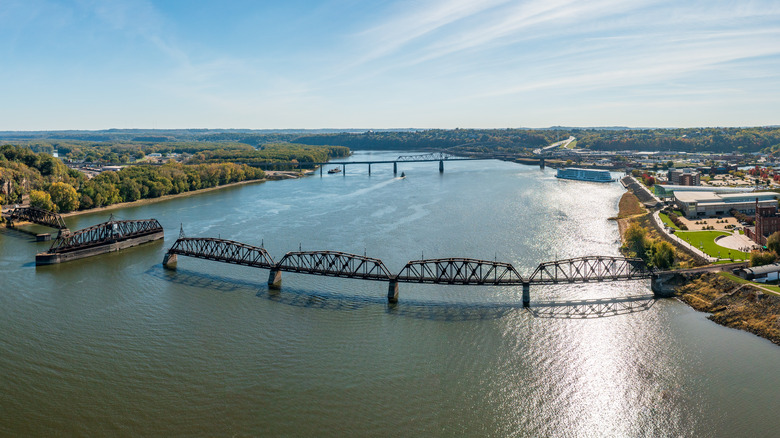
[0,144,265,213]
[188,143,349,167]
[4,126,780,156]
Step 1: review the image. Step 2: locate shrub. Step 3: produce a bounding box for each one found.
[750,250,777,267]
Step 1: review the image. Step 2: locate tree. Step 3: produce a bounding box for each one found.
[29,190,55,211]
[767,231,780,255]
[651,241,675,269]
[624,223,648,258]
[750,250,777,267]
[48,182,79,212]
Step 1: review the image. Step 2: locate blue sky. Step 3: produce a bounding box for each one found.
[1,0,778,130]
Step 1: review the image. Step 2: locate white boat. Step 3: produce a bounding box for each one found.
[556,168,613,183]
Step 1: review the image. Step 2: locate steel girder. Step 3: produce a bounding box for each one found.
[167,237,275,268]
[276,251,392,280]
[48,218,162,253]
[529,256,651,284]
[396,258,524,284]
[8,206,67,229]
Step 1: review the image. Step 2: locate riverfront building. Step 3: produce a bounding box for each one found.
[668,169,701,186]
[673,191,779,218]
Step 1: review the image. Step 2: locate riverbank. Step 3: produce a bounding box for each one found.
[616,186,779,346]
[676,273,780,345]
[2,169,314,223]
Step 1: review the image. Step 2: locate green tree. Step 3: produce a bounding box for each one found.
[624,223,648,258]
[750,250,777,267]
[767,231,780,255]
[29,190,55,211]
[48,182,79,212]
[650,241,675,269]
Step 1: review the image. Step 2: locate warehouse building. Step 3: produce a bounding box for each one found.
[673,191,778,218]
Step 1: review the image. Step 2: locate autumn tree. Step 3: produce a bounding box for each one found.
[48,182,79,212]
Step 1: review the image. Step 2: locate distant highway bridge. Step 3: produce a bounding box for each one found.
[162,236,656,306]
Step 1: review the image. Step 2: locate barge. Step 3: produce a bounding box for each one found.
[36,217,164,265]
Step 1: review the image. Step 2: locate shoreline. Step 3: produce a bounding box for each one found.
[617,184,779,346]
[3,169,314,223]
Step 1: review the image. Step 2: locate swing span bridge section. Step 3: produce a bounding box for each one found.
[162,236,657,306]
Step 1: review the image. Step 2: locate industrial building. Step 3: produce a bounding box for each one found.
[673,191,778,218]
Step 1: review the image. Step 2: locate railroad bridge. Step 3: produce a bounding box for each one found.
[4,206,70,237]
[162,236,657,306]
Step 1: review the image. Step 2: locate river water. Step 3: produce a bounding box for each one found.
[1,151,779,437]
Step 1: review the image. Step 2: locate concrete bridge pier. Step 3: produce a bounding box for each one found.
[650,272,683,298]
[540,158,545,169]
[320,166,323,176]
[522,282,530,307]
[268,268,282,289]
[387,278,399,303]
[342,164,346,176]
[162,253,177,270]
[368,163,371,175]
[439,160,444,173]
[393,162,397,175]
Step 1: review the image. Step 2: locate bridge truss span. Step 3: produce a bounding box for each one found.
[395,152,458,162]
[48,218,163,253]
[7,206,68,230]
[396,258,524,285]
[166,237,275,268]
[529,256,652,285]
[276,251,392,281]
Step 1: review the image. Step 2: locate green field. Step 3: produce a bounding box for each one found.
[720,272,780,296]
[675,230,750,260]
[659,212,679,230]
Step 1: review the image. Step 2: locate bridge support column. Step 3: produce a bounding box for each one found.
[320,166,323,176]
[393,162,397,175]
[439,160,444,173]
[387,279,399,303]
[540,158,545,169]
[268,268,282,289]
[522,282,530,307]
[162,253,177,270]
[368,163,371,175]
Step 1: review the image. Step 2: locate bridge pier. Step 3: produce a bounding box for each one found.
[368,163,371,175]
[522,282,530,307]
[439,160,444,173]
[320,166,323,176]
[387,278,399,303]
[540,158,545,169]
[393,162,397,175]
[162,252,177,270]
[268,268,282,289]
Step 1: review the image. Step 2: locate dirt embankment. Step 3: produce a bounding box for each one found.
[676,273,780,345]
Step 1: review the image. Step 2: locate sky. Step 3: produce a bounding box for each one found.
[1,0,778,130]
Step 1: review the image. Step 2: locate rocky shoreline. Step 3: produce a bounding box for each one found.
[616,185,780,346]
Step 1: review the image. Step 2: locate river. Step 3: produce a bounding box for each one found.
[1,151,779,437]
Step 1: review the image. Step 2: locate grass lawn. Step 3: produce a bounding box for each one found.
[719,272,780,296]
[659,212,679,230]
[675,230,750,260]
[565,140,578,149]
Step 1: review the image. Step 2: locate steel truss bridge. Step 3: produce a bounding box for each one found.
[46,217,163,254]
[163,237,655,305]
[254,152,486,175]
[5,206,69,231]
